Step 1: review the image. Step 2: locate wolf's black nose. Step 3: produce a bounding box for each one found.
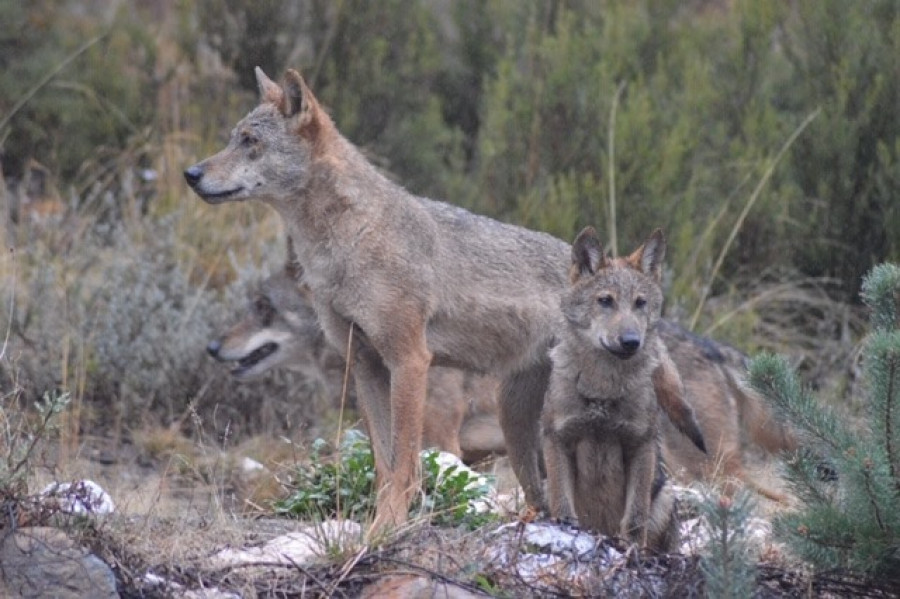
[184,165,203,187]
[207,339,221,358]
[619,334,641,354]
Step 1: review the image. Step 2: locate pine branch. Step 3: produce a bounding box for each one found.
[885,352,899,493]
[864,332,900,496]
[749,354,847,455]
[861,264,900,332]
[861,460,888,534]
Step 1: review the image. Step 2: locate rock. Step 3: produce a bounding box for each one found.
[40,480,116,515]
[210,520,363,568]
[359,574,487,599]
[0,526,118,598]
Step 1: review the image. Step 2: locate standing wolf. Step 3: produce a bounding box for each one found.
[185,68,569,528]
[542,228,679,551]
[184,68,702,529]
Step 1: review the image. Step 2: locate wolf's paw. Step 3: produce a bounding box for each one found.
[518,504,546,524]
[553,515,580,528]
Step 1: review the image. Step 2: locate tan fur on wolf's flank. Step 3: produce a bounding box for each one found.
[542,228,679,551]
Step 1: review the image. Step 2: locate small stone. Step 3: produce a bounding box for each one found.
[0,527,118,598]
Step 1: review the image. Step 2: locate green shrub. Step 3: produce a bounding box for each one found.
[0,387,70,522]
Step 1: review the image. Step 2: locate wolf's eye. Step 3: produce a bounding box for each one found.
[241,133,258,147]
[634,297,647,309]
[254,295,275,324]
[597,295,614,308]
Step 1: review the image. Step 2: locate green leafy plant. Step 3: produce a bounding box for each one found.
[275,429,496,529]
[419,448,497,529]
[749,263,900,579]
[275,429,376,522]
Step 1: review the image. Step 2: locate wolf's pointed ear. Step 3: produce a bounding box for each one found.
[285,236,304,282]
[282,69,320,128]
[256,66,285,107]
[571,226,606,282]
[630,228,666,281]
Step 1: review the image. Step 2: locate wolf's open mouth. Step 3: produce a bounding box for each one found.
[234,342,278,372]
[202,186,244,201]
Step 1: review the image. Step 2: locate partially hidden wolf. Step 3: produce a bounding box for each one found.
[184,68,744,528]
[658,321,796,501]
[207,241,504,464]
[542,227,679,551]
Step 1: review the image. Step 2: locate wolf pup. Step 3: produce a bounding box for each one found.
[185,68,703,529]
[542,227,679,551]
[207,241,505,463]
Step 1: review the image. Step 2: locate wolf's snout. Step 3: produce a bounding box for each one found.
[184,165,204,187]
[618,333,641,354]
[207,339,222,358]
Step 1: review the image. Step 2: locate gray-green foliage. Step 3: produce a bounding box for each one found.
[749,263,900,579]
[0,389,70,501]
[0,215,329,439]
[275,429,496,529]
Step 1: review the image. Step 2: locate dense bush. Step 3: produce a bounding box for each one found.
[0,1,159,183]
[0,213,334,442]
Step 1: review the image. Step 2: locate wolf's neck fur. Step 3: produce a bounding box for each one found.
[275,124,411,268]
[556,328,660,402]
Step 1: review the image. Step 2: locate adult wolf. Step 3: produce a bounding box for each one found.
[184,67,579,529]
[184,68,707,529]
[207,241,505,463]
[542,227,679,551]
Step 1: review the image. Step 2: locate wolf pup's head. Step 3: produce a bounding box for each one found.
[184,68,327,205]
[561,227,666,360]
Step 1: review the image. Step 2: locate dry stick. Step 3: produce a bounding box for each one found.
[327,544,368,598]
[607,82,626,258]
[0,33,107,133]
[703,281,800,336]
[689,107,822,331]
[334,323,355,520]
[0,248,16,362]
[684,170,754,290]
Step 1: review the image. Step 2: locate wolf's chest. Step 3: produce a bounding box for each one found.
[576,395,635,428]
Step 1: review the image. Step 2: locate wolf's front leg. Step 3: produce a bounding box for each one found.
[542,433,577,523]
[620,441,656,547]
[360,320,430,533]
